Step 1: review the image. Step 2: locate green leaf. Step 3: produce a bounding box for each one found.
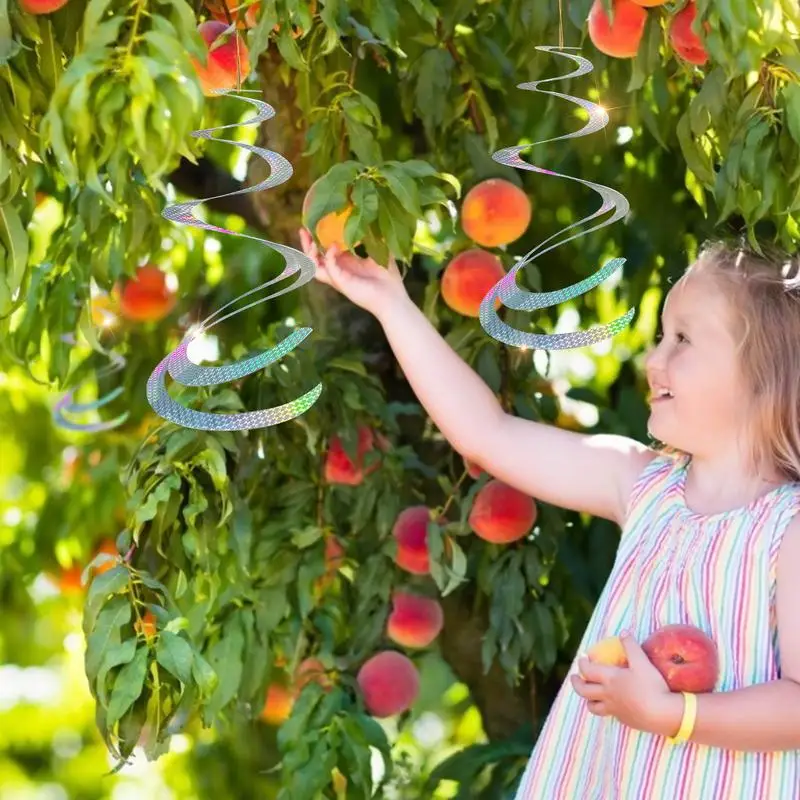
[275,23,307,71]
[85,595,132,683]
[344,179,380,249]
[415,49,454,135]
[379,164,422,218]
[96,638,137,708]
[0,202,28,314]
[107,646,149,728]
[192,651,219,702]
[156,631,194,685]
[84,564,129,632]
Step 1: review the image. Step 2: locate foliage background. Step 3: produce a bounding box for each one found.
[1,0,799,797]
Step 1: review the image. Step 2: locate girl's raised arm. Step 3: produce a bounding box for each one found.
[377,296,654,524]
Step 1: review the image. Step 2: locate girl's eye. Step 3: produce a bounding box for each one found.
[676,332,689,344]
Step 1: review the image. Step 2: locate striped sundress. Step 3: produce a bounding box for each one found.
[515,452,800,799]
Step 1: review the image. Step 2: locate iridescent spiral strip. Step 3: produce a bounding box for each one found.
[479,45,635,350]
[146,90,321,431]
[53,330,130,433]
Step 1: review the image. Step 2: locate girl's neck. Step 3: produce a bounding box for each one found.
[684,450,786,515]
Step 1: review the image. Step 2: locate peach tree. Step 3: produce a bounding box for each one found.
[1,0,799,796]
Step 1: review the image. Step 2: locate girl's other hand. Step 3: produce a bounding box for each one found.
[299,227,407,318]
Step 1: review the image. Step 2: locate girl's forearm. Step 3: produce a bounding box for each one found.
[654,679,800,751]
[376,295,503,458]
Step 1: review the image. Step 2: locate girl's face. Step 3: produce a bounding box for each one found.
[644,273,750,457]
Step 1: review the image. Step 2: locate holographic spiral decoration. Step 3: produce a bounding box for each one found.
[480,46,634,350]
[146,90,321,431]
[53,329,130,433]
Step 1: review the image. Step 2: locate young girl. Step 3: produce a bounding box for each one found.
[300,230,800,798]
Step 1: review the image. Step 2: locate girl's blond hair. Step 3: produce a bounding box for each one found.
[656,239,800,482]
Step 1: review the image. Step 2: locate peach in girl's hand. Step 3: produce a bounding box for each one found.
[586,635,629,668]
[642,624,719,693]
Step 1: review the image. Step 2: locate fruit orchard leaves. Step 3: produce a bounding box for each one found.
[414,48,455,138]
[84,564,129,632]
[304,160,362,236]
[784,83,800,148]
[133,473,182,532]
[96,638,137,707]
[368,0,400,48]
[377,190,415,262]
[344,178,379,249]
[275,22,308,71]
[85,595,132,684]
[628,12,661,94]
[378,164,423,219]
[156,630,195,685]
[204,615,245,717]
[0,201,28,317]
[106,645,149,729]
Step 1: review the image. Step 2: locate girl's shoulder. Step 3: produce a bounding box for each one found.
[619,447,683,526]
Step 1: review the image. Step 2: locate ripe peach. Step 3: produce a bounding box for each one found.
[392,506,436,575]
[302,179,357,251]
[642,624,719,693]
[387,592,444,649]
[191,21,250,97]
[460,178,532,248]
[587,635,628,667]
[356,651,420,718]
[587,0,647,59]
[632,0,667,5]
[669,2,708,66]
[119,265,177,323]
[441,248,506,318]
[19,0,69,13]
[261,683,293,724]
[468,480,537,544]
[324,426,382,486]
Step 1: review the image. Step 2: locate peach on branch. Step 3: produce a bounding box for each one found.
[135,611,157,639]
[356,651,420,718]
[324,425,383,486]
[118,265,177,323]
[191,21,251,97]
[588,0,647,59]
[386,592,444,649]
[468,480,537,544]
[261,683,293,724]
[19,0,69,14]
[392,505,437,575]
[441,248,506,318]
[460,178,532,247]
[669,2,708,66]
[642,624,719,693]
[302,179,357,251]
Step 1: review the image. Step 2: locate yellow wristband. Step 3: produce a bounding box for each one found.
[666,692,697,744]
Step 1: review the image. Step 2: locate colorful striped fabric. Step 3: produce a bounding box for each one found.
[514,452,800,799]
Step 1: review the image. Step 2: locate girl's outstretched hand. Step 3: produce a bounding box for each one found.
[299,227,407,317]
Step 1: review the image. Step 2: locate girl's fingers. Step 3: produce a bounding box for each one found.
[587,700,610,717]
